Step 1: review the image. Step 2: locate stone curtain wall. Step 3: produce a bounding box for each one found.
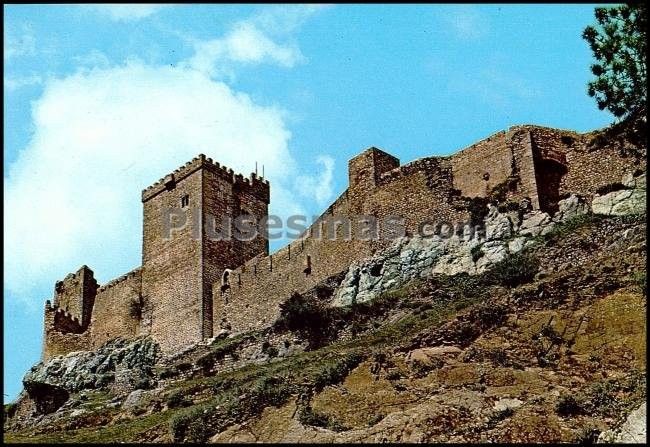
[90,268,142,349]
[212,125,643,337]
[41,124,644,360]
[372,157,470,235]
[214,150,472,334]
[451,131,511,199]
[527,126,646,202]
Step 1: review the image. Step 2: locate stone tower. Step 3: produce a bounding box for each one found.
[140,155,269,351]
[51,265,98,329]
[347,147,400,213]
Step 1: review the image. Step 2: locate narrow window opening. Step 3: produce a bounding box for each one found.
[181,194,190,208]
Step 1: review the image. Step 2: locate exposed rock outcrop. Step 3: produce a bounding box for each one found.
[598,403,647,444]
[332,194,595,307]
[592,173,646,216]
[22,337,160,414]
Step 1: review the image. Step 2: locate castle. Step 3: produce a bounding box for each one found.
[42,124,641,359]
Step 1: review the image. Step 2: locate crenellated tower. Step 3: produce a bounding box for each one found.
[50,265,98,329]
[140,154,269,351]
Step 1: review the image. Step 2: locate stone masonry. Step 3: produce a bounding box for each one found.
[42,124,644,360]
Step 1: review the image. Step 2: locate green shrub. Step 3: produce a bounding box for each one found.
[4,403,17,422]
[542,213,601,243]
[169,404,213,443]
[573,425,600,444]
[410,357,443,378]
[176,362,192,372]
[276,292,335,347]
[474,302,508,328]
[385,370,401,381]
[486,251,538,287]
[367,413,385,427]
[158,366,179,379]
[249,376,291,407]
[555,394,584,416]
[166,390,191,409]
[486,347,508,366]
[312,353,364,391]
[298,406,330,428]
[298,406,348,432]
[471,245,484,262]
[278,292,326,331]
[131,375,153,390]
[486,407,514,428]
[633,271,646,296]
[261,342,279,358]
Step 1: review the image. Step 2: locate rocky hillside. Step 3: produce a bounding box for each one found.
[4,172,646,443]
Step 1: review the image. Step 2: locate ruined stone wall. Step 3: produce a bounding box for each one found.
[372,157,470,234]
[525,126,644,202]
[508,128,540,209]
[40,123,644,361]
[90,268,142,349]
[451,131,512,199]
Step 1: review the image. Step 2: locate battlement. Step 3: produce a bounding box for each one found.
[52,265,98,329]
[97,267,142,293]
[45,301,85,334]
[141,154,270,203]
[55,265,97,286]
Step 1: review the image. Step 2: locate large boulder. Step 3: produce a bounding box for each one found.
[519,211,554,237]
[553,194,589,222]
[22,337,160,413]
[484,205,513,240]
[592,173,646,216]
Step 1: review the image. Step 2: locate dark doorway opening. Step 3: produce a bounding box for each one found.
[535,159,568,214]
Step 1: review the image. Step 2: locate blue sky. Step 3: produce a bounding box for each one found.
[4,4,613,402]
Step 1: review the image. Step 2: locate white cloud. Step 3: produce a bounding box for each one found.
[252,4,332,36]
[295,155,336,207]
[4,60,306,303]
[184,5,330,77]
[4,25,36,60]
[85,5,167,22]
[186,22,304,77]
[4,5,331,306]
[445,6,489,40]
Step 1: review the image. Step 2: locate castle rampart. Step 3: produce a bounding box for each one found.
[42,124,644,360]
[91,267,143,348]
